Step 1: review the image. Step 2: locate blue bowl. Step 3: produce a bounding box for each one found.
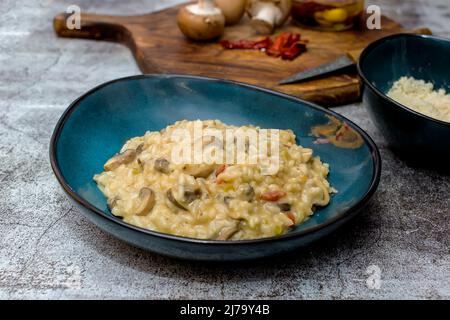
[50,75,381,261]
[358,34,450,164]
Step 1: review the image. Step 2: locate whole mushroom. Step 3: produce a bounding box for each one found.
[177,0,225,41]
[246,0,292,34]
[214,0,247,25]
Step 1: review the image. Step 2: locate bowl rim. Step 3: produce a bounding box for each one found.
[357,33,450,128]
[49,74,381,245]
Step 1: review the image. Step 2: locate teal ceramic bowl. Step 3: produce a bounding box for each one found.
[50,75,380,261]
[358,34,450,164]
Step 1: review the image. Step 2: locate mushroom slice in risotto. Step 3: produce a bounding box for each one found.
[215,222,240,240]
[154,158,170,174]
[183,164,217,178]
[135,188,155,216]
[103,149,136,171]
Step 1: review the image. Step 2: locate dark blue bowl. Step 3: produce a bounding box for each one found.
[358,34,450,164]
[50,75,380,261]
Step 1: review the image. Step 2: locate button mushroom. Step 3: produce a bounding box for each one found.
[154,158,170,174]
[107,197,119,211]
[238,184,255,202]
[183,164,217,178]
[166,188,202,211]
[277,202,291,211]
[223,196,234,206]
[136,143,145,154]
[135,187,156,216]
[104,149,136,171]
[177,0,225,41]
[166,189,186,211]
[184,190,202,203]
[246,0,292,34]
[215,222,240,240]
[215,0,247,25]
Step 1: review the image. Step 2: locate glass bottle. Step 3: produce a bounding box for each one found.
[291,0,365,31]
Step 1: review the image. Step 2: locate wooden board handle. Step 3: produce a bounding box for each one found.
[53,12,130,43]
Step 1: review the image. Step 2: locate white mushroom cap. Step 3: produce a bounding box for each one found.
[215,0,247,25]
[247,0,292,34]
[177,0,225,41]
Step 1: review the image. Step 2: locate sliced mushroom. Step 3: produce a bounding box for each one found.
[104,149,136,171]
[223,196,234,206]
[197,178,212,198]
[277,202,291,212]
[154,158,170,174]
[135,188,156,216]
[167,189,186,211]
[167,189,202,210]
[239,184,255,202]
[137,158,145,170]
[183,189,202,203]
[183,164,216,178]
[215,223,240,240]
[136,143,145,154]
[166,188,201,211]
[107,197,119,211]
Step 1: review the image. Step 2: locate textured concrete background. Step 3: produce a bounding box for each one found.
[0,0,448,299]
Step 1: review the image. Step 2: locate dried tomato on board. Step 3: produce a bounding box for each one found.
[267,32,308,60]
[266,32,294,57]
[220,32,308,61]
[281,39,308,60]
[219,37,272,50]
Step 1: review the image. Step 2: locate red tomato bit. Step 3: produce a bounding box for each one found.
[286,212,296,225]
[219,37,273,50]
[260,190,287,201]
[215,164,227,177]
[220,32,308,61]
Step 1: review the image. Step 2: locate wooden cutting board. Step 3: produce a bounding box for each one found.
[53,3,429,106]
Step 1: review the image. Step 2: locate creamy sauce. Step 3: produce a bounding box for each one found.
[94,120,333,240]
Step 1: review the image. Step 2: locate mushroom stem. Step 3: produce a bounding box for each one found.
[247,0,292,34]
[252,2,282,33]
[198,0,215,10]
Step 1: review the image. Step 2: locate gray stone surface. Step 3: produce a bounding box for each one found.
[0,0,448,299]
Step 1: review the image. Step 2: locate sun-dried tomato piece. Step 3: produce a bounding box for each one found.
[220,33,308,60]
[260,190,287,201]
[219,37,272,50]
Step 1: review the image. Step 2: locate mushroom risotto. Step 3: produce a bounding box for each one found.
[94,120,333,240]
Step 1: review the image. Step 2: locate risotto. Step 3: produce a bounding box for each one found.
[387,76,450,123]
[94,120,333,240]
